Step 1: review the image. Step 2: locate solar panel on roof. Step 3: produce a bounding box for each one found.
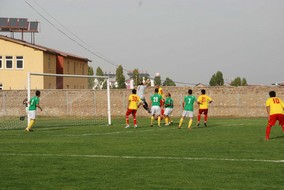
[9,18,18,28]
[18,18,28,29]
[29,21,39,32]
[0,17,8,27]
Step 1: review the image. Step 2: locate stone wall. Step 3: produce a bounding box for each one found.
[1,86,284,118]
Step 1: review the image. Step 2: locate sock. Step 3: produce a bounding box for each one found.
[179,118,183,127]
[266,124,272,140]
[165,117,169,125]
[197,115,201,122]
[204,115,208,122]
[27,120,34,130]
[158,116,161,126]
[188,119,193,128]
[133,118,137,125]
[151,116,154,125]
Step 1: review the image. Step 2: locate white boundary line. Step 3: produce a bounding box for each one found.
[1,153,283,163]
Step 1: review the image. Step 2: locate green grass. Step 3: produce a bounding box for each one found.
[0,117,283,190]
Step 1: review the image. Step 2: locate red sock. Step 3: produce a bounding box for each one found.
[204,115,208,122]
[266,125,272,140]
[197,115,201,122]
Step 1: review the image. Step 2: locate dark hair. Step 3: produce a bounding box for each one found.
[188,89,192,94]
[36,90,41,96]
[269,91,276,97]
[168,93,171,97]
[201,89,206,94]
[139,82,143,85]
[155,88,159,93]
[132,89,137,94]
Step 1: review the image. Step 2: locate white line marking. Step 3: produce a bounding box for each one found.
[1,153,283,163]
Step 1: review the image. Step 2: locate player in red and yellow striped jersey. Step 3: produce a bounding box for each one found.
[125,89,142,128]
[197,89,213,127]
[265,91,284,140]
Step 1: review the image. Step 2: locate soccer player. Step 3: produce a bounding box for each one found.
[125,89,142,128]
[265,91,284,140]
[197,89,213,127]
[178,89,197,129]
[164,92,174,126]
[150,88,163,127]
[137,80,151,113]
[25,90,42,132]
[156,84,165,120]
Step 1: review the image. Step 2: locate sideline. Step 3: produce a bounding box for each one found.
[1,153,283,163]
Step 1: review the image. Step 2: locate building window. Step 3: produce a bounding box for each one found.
[16,56,24,69]
[82,64,84,75]
[67,61,70,73]
[5,56,13,69]
[0,83,2,90]
[0,56,2,69]
[74,62,76,73]
[48,57,51,70]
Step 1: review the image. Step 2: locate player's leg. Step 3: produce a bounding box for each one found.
[26,111,35,132]
[197,109,202,126]
[150,106,155,127]
[179,111,186,129]
[132,110,138,128]
[157,106,161,127]
[188,111,194,129]
[203,109,209,127]
[164,108,169,125]
[125,109,131,128]
[266,115,276,140]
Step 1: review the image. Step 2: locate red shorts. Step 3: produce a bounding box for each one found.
[198,109,208,115]
[126,109,137,117]
[268,114,284,126]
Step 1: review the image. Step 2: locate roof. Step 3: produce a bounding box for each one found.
[0,34,91,62]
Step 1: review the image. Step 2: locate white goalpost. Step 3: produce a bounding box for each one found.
[27,72,112,127]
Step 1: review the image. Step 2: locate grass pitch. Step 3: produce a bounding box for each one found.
[0,117,283,190]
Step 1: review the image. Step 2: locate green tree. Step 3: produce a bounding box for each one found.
[209,71,224,86]
[163,77,176,86]
[154,74,162,86]
[132,69,141,87]
[242,78,248,86]
[231,77,242,86]
[95,67,107,89]
[88,66,94,89]
[116,65,126,89]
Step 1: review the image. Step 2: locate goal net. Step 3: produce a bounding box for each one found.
[0,73,111,130]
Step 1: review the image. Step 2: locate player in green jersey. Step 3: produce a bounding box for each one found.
[164,92,174,126]
[178,89,197,129]
[25,90,42,132]
[150,88,163,127]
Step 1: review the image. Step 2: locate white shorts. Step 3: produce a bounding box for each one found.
[182,110,194,118]
[164,108,173,116]
[151,106,161,116]
[28,110,36,120]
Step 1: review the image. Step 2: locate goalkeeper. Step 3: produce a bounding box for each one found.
[137,80,151,113]
[25,90,42,132]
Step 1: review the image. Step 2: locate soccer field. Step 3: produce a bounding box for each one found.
[0,117,283,189]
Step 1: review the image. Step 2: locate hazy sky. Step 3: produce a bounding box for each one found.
[1,0,283,85]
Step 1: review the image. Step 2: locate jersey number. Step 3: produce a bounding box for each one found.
[273,98,280,104]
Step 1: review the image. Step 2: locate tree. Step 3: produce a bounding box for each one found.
[231,77,242,86]
[116,65,126,89]
[95,66,107,89]
[209,71,224,86]
[163,77,176,86]
[88,66,94,89]
[231,77,248,86]
[154,74,161,86]
[132,69,141,87]
[241,78,248,86]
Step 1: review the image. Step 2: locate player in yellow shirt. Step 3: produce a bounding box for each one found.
[197,89,213,127]
[265,91,284,140]
[156,85,165,120]
[125,89,142,128]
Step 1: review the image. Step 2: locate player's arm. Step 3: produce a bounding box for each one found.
[266,106,270,115]
[36,103,42,111]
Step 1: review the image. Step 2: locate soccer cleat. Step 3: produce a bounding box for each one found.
[25,128,33,132]
[165,124,169,126]
[150,125,153,127]
[178,126,181,129]
[187,126,191,130]
[196,123,200,127]
[125,125,130,128]
[204,123,207,127]
[158,125,161,127]
[134,125,137,128]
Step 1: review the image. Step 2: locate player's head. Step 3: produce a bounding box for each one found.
[201,89,206,95]
[168,92,171,97]
[154,88,159,93]
[36,90,41,97]
[132,89,137,94]
[139,82,143,85]
[188,89,192,95]
[269,91,276,97]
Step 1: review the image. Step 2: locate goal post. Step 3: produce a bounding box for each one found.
[27,72,112,127]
